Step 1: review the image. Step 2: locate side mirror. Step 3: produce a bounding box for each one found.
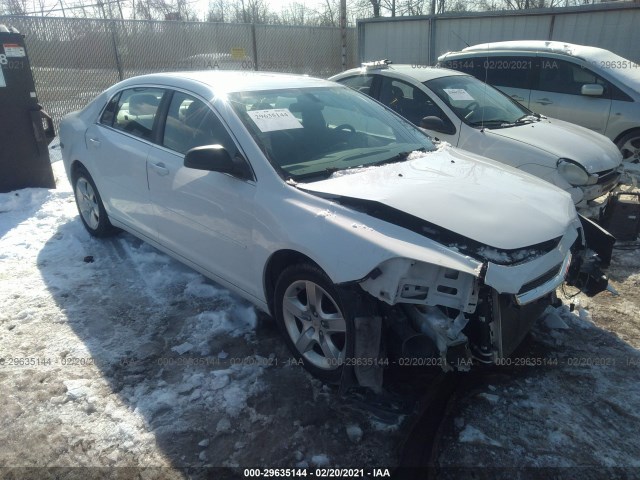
[420,116,456,135]
[581,84,604,97]
[184,145,252,180]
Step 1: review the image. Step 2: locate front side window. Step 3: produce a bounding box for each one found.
[379,77,452,127]
[426,75,530,128]
[112,88,164,140]
[228,86,436,181]
[162,92,236,155]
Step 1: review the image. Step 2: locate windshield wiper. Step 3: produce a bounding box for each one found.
[469,119,514,127]
[372,148,426,167]
[515,114,539,124]
[289,167,342,182]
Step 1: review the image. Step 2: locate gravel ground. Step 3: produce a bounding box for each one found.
[1,153,639,479]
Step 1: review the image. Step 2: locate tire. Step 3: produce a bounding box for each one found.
[72,165,117,237]
[274,263,354,384]
[616,129,640,163]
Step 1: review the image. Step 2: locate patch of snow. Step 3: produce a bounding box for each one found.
[171,342,194,355]
[346,424,363,443]
[311,454,330,467]
[316,209,336,218]
[459,425,502,447]
[543,308,570,330]
[478,393,500,404]
[351,222,373,231]
[216,417,231,433]
[184,277,223,298]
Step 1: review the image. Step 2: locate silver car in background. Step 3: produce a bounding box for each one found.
[438,41,640,163]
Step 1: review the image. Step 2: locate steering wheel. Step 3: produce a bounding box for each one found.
[463,101,480,120]
[333,124,356,134]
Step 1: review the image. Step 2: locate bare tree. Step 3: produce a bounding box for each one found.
[207,0,229,22]
[135,0,198,20]
[0,0,29,15]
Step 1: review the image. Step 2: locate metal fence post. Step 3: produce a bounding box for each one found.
[109,19,124,81]
[251,23,258,71]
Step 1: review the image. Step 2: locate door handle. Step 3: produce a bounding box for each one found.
[150,162,169,176]
[511,94,525,102]
[534,98,553,106]
[88,137,101,147]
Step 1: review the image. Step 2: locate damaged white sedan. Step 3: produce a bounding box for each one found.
[59,71,612,388]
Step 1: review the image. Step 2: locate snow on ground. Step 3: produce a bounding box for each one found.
[0,146,399,473]
[1,144,640,477]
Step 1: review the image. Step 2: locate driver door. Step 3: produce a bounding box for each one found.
[147,90,257,296]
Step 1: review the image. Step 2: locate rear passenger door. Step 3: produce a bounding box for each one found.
[86,87,166,240]
[530,56,612,133]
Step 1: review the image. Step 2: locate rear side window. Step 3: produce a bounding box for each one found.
[535,58,610,96]
[337,75,375,97]
[99,92,121,127]
[441,56,533,90]
[112,88,165,141]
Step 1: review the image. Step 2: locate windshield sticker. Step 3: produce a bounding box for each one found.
[443,88,475,101]
[247,108,303,132]
[0,68,5,88]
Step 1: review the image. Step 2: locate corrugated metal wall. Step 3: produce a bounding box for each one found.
[359,3,640,65]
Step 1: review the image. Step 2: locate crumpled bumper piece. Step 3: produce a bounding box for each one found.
[484,227,577,305]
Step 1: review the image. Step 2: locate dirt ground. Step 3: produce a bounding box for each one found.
[1,160,639,479]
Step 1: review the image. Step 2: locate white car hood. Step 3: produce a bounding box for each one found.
[299,148,577,250]
[486,118,622,173]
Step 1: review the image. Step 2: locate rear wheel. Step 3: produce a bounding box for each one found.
[72,165,116,237]
[274,263,354,383]
[616,130,640,163]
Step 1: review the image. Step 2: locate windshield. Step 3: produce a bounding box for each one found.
[425,75,532,128]
[227,86,436,181]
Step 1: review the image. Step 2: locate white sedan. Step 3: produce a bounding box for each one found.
[60,71,605,387]
[330,63,623,211]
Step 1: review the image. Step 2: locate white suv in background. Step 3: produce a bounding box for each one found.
[438,41,640,163]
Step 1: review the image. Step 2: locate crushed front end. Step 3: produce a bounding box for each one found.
[357,217,613,373]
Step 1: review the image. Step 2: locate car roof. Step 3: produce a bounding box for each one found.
[116,70,334,94]
[440,40,613,62]
[336,64,468,82]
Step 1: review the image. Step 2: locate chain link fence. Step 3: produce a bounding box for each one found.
[0,16,358,129]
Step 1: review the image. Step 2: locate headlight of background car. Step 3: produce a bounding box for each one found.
[557,159,596,186]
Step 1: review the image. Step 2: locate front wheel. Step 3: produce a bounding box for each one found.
[72,165,117,237]
[616,129,640,163]
[274,263,354,383]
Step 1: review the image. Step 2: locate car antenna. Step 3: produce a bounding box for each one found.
[451,31,470,48]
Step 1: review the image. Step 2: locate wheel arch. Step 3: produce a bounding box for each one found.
[70,159,88,182]
[263,249,323,316]
[613,127,640,146]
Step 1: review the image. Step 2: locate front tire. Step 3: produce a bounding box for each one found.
[616,129,640,163]
[274,263,354,384]
[72,165,116,237]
